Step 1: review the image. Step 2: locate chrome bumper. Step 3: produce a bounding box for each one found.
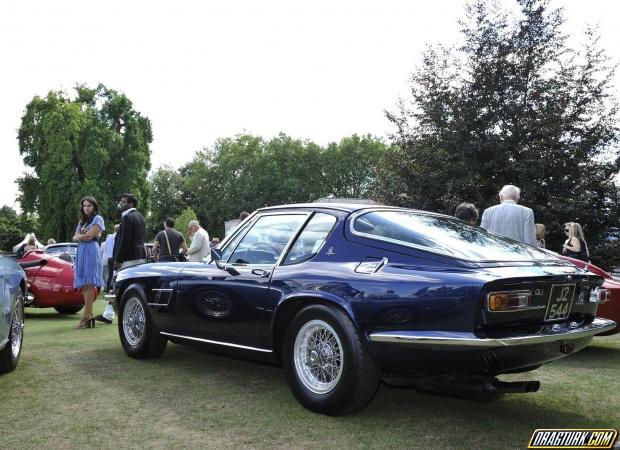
[368,318,616,348]
[105,294,118,314]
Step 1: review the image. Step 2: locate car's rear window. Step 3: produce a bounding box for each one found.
[352,210,552,262]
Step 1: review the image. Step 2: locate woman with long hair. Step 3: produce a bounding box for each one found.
[72,196,105,328]
[562,222,589,262]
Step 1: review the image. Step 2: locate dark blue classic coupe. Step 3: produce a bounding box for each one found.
[109,204,615,414]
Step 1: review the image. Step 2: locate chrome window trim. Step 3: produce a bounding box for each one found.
[223,211,311,268]
[215,217,257,264]
[281,212,339,267]
[348,208,558,263]
[160,332,273,353]
[368,318,617,348]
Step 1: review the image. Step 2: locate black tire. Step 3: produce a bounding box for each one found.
[118,287,167,359]
[0,292,25,374]
[282,304,380,415]
[54,306,83,315]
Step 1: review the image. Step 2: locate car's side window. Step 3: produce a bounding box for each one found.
[220,221,253,263]
[226,214,307,265]
[283,213,337,265]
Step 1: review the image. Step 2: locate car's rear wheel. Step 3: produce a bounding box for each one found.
[118,287,167,359]
[283,304,380,415]
[0,291,25,373]
[54,306,83,314]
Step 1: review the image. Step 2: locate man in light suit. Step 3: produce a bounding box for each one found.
[186,220,210,262]
[480,185,537,246]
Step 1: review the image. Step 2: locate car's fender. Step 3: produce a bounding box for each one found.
[270,290,356,356]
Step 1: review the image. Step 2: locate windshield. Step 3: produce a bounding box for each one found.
[352,210,554,262]
[46,245,77,256]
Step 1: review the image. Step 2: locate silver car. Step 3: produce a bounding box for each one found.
[0,255,27,373]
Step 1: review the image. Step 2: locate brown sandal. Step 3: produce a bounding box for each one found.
[76,315,95,329]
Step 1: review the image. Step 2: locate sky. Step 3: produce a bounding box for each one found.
[1,0,619,210]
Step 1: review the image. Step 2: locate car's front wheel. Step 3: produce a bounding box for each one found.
[283,304,380,415]
[54,306,83,314]
[0,291,25,373]
[118,287,167,359]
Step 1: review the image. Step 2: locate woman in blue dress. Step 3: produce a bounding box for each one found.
[72,197,105,328]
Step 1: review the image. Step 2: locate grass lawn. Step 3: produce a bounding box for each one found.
[1,299,619,450]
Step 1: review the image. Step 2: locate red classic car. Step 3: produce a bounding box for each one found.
[20,250,99,314]
[559,255,619,336]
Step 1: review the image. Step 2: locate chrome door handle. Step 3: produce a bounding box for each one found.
[252,268,270,277]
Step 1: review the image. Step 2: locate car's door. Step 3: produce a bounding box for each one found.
[173,212,309,349]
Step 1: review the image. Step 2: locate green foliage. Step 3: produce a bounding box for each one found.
[383,0,620,265]
[323,135,385,198]
[146,165,187,239]
[17,84,152,241]
[174,207,198,243]
[180,133,389,238]
[0,207,23,252]
[0,206,41,252]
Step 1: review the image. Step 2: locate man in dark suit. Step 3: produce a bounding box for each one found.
[113,193,146,270]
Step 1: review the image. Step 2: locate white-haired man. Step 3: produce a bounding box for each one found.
[480,185,537,246]
[187,220,210,262]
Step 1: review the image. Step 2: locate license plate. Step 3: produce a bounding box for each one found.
[545,284,576,321]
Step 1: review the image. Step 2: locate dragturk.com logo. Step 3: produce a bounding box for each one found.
[528,429,618,449]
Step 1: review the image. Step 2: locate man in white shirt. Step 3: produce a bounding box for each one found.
[103,224,119,291]
[96,223,120,324]
[480,185,537,246]
[187,220,211,262]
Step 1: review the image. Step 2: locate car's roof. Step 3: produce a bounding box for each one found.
[258,203,402,214]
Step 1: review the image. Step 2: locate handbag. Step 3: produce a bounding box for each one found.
[163,230,187,262]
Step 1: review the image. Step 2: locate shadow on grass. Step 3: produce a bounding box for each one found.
[25,311,73,319]
[69,340,608,439]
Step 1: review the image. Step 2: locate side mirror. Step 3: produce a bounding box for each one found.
[210,247,239,276]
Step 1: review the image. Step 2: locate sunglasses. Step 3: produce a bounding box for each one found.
[564,229,570,232]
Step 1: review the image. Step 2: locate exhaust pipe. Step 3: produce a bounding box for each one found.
[415,374,540,401]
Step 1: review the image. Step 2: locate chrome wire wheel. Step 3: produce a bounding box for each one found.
[11,295,24,359]
[123,297,146,347]
[293,319,343,395]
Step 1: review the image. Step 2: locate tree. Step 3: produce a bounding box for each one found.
[384,0,619,266]
[17,84,152,241]
[179,133,391,238]
[181,134,325,238]
[323,135,387,199]
[0,206,41,252]
[174,207,198,243]
[146,165,187,238]
[0,207,23,252]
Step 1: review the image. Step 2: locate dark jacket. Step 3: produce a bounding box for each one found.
[113,209,146,264]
